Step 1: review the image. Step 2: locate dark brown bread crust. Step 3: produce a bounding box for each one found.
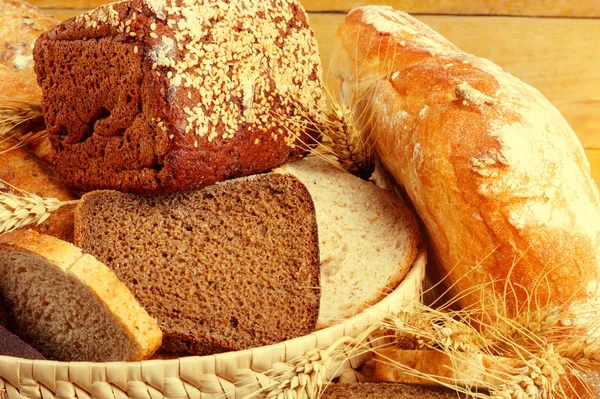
[321,383,461,399]
[33,0,326,194]
[74,173,320,355]
[0,324,45,360]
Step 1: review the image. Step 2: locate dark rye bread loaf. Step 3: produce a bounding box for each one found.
[321,383,461,399]
[74,173,320,354]
[33,0,326,194]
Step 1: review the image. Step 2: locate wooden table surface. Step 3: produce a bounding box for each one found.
[34,0,600,187]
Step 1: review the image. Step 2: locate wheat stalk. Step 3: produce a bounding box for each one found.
[0,188,79,235]
[259,324,382,399]
[321,101,373,180]
[489,345,565,399]
[0,100,44,137]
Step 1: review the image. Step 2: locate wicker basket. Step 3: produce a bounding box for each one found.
[0,251,425,399]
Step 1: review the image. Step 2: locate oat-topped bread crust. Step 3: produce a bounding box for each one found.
[33,0,326,194]
[74,173,320,354]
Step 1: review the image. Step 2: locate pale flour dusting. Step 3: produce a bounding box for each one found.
[144,0,166,19]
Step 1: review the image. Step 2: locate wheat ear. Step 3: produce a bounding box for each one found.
[489,345,566,399]
[0,188,79,234]
[261,324,381,399]
[317,81,375,180]
[0,100,44,136]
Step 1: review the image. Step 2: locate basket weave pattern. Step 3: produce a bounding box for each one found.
[0,253,425,399]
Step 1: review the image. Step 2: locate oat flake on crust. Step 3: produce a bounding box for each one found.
[76,0,326,146]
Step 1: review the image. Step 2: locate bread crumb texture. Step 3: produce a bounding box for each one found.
[74,174,320,355]
[33,0,326,194]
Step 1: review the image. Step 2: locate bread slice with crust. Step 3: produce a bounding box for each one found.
[0,229,162,361]
[74,173,320,355]
[275,157,420,328]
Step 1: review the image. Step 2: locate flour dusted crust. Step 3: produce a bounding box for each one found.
[34,0,326,194]
[0,0,56,101]
[333,6,600,313]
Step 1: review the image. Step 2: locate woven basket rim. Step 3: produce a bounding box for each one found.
[0,249,426,366]
[0,250,426,399]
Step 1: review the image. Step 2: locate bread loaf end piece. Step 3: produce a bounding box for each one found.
[0,324,45,360]
[74,173,320,354]
[0,230,162,361]
[321,382,460,398]
[33,0,326,194]
[333,7,600,314]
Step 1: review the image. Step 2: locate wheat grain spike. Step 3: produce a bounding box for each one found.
[0,185,79,235]
[0,99,43,137]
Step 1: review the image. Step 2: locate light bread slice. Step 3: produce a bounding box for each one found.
[275,157,421,328]
[0,229,162,361]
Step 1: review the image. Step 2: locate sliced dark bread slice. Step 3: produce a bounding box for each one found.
[74,173,320,355]
[0,230,162,361]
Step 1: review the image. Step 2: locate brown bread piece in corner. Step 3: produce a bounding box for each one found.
[74,173,320,355]
[321,383,462,398]
[33,0,326,194]
[0,325,45,360]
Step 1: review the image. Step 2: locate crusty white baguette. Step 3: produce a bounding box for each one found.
[275,157,421,328]
[0,230,162,361]
[332,6,600,314]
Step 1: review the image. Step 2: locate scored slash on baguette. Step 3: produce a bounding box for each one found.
[0,230,162,361]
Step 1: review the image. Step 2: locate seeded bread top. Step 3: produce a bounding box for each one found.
[46,0,326,146]
[34,0,326,194]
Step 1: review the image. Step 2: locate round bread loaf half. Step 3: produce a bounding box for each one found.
[332,6,600,315]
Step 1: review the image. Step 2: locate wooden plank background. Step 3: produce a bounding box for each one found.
[26,2,600,186]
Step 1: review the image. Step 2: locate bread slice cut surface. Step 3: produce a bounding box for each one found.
[0,229,162,361]
[74,173,320,355]
[275,157,421,328]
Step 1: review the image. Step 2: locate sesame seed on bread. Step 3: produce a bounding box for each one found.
[74,173,321,355]
[33,0,327,194]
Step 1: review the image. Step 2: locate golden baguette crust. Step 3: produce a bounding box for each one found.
[0,0,56,101]
[333,6,600,314]
[373,349,596,398]
[0,230,162,361]
[0,139,76,241]
[0,0,55,164]
[373,349,522,386]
